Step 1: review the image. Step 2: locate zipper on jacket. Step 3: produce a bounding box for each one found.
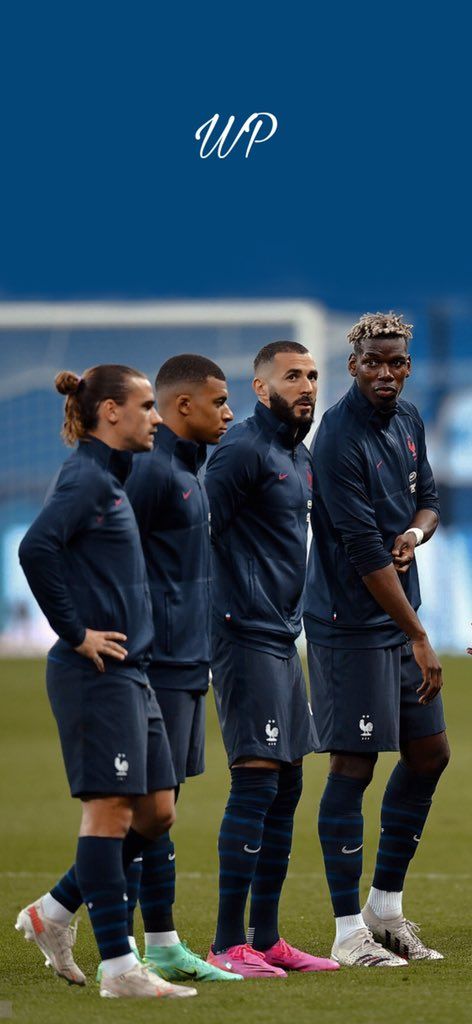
[382,426,410,488]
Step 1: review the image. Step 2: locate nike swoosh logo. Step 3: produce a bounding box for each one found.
[243,844,261,854]
[341,844,363,855]
[413,834,421,842]
[182,490,192,500]
[278,473,288,480]
[168,852,176,860]
[174,969,198,979]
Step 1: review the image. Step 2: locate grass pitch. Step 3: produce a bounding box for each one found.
[1,656,471,1024]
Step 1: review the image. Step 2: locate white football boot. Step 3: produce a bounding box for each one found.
[362,903,444,960]
[15,898,86,985]
[331,926,408,967]
[99,961,197,998]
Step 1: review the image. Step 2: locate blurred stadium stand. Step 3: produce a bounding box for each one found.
[0,300,470,654]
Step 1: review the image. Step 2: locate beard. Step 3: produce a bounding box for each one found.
[268,390,315,440]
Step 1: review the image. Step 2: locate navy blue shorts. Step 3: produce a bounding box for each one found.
[307,641,446,753]
[46,659,177,797]
[148,670,206,784]
[211,636,318,766]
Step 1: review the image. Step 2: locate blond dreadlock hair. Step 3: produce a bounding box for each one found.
[348,312,413,355]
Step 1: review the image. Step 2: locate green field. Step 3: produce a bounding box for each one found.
[1,656,471,1024]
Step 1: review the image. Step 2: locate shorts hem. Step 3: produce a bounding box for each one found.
[226,744,314,766]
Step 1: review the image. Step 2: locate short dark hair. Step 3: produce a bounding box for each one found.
[55,364,146,446]
[254,340,308,373]
[155,354,225,391]
[348,312,413,356]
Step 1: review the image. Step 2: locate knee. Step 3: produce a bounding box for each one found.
[431,739,450,777]
[402,736,451,778]
[144,806,176,839]
[80,796,133,838]
[330,752,377,786]
[160,805,176,833]
[132,793,176,840]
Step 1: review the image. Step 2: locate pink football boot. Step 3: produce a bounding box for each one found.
[263,937,340,972]
[207,943,287,978]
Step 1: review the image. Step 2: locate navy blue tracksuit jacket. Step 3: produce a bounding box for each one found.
[205,402,313,656]
[19,436,154,680]
[304,382,440,649]
[126,424,211,686]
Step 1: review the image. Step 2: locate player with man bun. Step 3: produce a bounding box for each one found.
[16,365,196,999]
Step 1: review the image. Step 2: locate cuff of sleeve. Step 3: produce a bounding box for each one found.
[416,505,440,520]
[61,626,87,649]
[357,553,393,578]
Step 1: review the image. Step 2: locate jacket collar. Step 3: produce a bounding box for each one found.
[254,401,306,449]
[345,381,398,427]
[78,436,133,484]
[155,423,207,473]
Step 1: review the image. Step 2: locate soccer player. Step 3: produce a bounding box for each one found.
[204,341,339,978]
[17,365,196,999]
[123,353,239,981]
[304,313,449,967]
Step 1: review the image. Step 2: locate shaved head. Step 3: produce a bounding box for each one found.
[156,354,226,398]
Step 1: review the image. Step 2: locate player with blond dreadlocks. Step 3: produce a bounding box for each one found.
[304,313,449,967]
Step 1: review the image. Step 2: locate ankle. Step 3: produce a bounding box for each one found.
[335,913,365,944]
[367,887,403,919]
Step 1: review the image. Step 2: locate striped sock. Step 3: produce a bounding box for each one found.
[372,761,438,894]
[50,866,81,914]
[213,767,279,953]
[75,836,131,961]
[140,832,176,935]
[126,858,143,935]
[48,827,148,925]
[318,773,369,917]
[248,764,303,950]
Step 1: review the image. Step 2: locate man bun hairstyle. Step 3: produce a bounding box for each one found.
[254,340,308,373]
[155,353,225,391]
[55,364,147,446]
[348,312,413,355]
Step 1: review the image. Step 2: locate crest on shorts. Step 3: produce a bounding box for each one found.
[359,715,373,740]
[265,719,279,746]
[114,753,129,779]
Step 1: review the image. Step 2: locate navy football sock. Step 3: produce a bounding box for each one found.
[50,866,82,914]
[213,767,279,953]
[318,773,370,917]
[125,858,143,935]
[75,836,131,961]
[139,832,176,934]
[372,761,439,893]
[248,764,303,950]
[49,826,149,920]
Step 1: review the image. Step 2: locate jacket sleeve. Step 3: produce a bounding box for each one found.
[205,438,260,537]
[313,435,392,577]
[415,419,440,518]
[18,464,100,647]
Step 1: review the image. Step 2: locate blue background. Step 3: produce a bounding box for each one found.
[0,2,470,654]
[1,1,470,311]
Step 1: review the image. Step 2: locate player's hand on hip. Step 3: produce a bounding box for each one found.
[412,636,443,704]
[391,533,416,574]
[74,629,128,673]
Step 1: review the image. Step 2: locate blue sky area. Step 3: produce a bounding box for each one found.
[0,2,470,315]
